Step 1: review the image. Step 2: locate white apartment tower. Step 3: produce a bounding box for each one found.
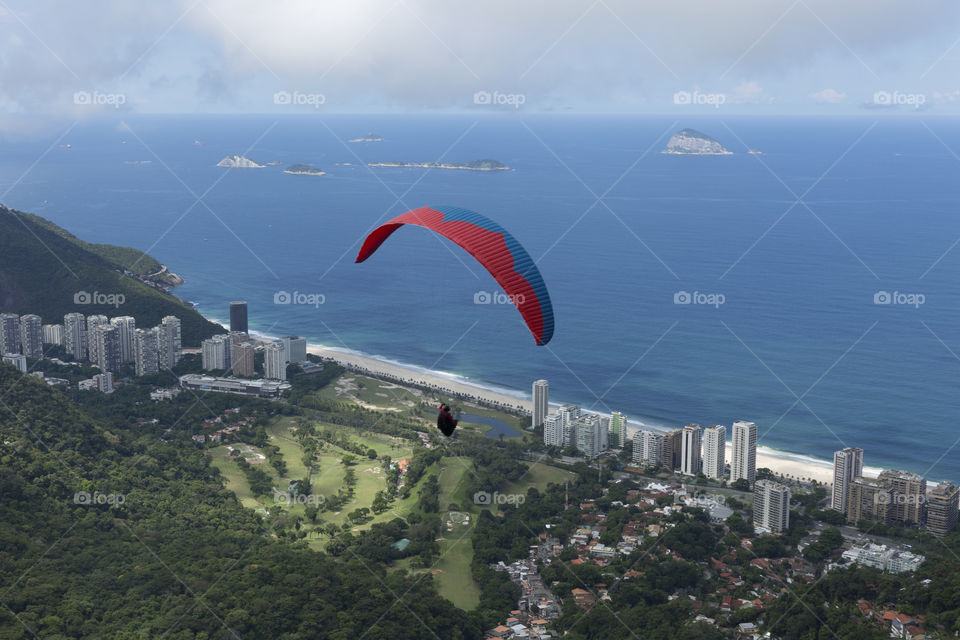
[532,379,548,429]
[702,425,726,480]
[63,313,86,360]
[832,447,864,512]
[754,480,791,533]
[731,420,758,485]
[680,424,702,476]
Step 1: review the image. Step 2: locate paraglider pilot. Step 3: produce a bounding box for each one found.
[437,404,459,437]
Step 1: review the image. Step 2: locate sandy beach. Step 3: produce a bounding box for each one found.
[303,343,858,485]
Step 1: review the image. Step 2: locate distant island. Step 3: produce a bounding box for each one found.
[283,164,326,176]
[216,155,264,168]
[661,129,733,155]
[369,159,509,171]
[348,133,384,143]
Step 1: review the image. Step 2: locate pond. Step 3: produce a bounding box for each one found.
[460,413,523,440]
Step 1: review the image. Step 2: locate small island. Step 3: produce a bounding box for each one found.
[348,133,384,143]
[369,159,509,171]
[216,155,265,168]
[661,129,733,155]
[283,164,326,176]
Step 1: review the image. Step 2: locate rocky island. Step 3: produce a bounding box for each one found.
[216,155,265,168]
[369,159,509,171]
[661,129,733,155]
[283,164,326,176]
[348,133,384,143]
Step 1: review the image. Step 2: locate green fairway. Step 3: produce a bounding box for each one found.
[432,457,482,609]
[503,460,576,496]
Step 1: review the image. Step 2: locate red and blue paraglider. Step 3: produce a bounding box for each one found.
[355,206,554,346]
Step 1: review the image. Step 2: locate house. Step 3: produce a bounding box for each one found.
[571,588,596,608]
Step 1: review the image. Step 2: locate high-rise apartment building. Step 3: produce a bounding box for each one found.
[110,316,136,362]
[877,470,926,526]
[42,324,64,346]
[201,334,233,371]
[135,328,160,377]
[86,315,109,364]
[19,314,42,359]
[927,482,959,538]
[231,341,255,377]
[846,477,894,526]
[0,313,19,354]
[543,413,563,447]
[680,424,702,476]
[63,313,86,360]
[702,425,726,480]
[90,324,121,373]
[633,429,664,467]
[754,480,790,533]
[157,316,182,370]
[229,301,248,334]
[662,428,684,471]
[608,411,626,448]
[832,447,864,513]
[731,420,758,485]
[532,379,548,429]
[264,341,287,380]
[574,414,604,458]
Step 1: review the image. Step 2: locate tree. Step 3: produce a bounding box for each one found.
[731,478,751,492]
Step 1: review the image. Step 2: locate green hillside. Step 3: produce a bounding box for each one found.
[0,206,222,346]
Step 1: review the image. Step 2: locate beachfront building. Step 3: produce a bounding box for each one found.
[64,313,86,360]
[832,447,864,513]
[543,412,563,447]
[231,341,256,377]
[42,323,63,346]
[229,301,248,334]
[608,411,626,449]
[730,420,757,485]
[531,379,548,429]
[0,313,19,355]
[662,428,683,471]
[282,336,307,363]
[134,328,160,377]
[158,315,182,369]
[754,479,790,533]
[633,429,663,468]
[878,470,927,526]
[201,334,233,371]
[110,316,136,363]
[575,414,604,458]
[264,341,288,380]
[680,424,702,476]
[702,425,726,480]
[846,477,894,526]
[19,314,43,359]
[926,482,959,538]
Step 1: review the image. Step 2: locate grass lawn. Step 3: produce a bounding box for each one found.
[503,461,576,496]
[433,458,482,609]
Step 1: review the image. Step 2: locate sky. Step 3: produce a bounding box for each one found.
[0,0,959,117]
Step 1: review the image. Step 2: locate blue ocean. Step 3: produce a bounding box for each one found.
[4,114,960,482]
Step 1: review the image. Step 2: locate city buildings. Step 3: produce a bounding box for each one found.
[157,315,182,370]
[42,323,63,346]
[18,314,42,359]
[608,411,626,449]
[633,429,663,467]
[94,372,114,393]
[662,428,683,471]
[558,404,580,448]
[0,313,19,354]
[85,315,109,364]
[878,470,926,526]
[680,424,702,476]
[110,316,136,363]
[179,373,290,398]
[754,480,790,533]
[201,334,233,371]
[846,477,893,526]
[574,414,604,458]
[282,335,307,363]
[231,341,255,377]
[63,312,86,360]
[832,447,864,513]
[2,353,27,373]
[841,544,924,573]
[134,328,160,377]
[531,379,548,429]
[90,324,121,373]
[702,425,726,480]
[730,420,757,485]
[264,341,287,380]
[229,301,248,334]
[926,482,959,538]
[543,413,563,447]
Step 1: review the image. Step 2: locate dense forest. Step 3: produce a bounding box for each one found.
[0,364,477,639]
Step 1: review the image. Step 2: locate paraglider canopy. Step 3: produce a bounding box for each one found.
[355,206,554,346]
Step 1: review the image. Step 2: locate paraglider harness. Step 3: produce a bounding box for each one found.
[437,404,460,437]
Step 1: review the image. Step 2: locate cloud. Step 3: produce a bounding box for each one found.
[810,88,847,103]
[730,81,769,104]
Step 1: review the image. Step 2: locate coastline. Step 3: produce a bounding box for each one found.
[197,310,885,486]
